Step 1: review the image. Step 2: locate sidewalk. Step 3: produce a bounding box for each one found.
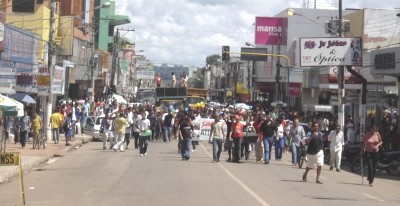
[0,134,93,183]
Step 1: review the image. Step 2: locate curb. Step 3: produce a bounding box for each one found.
[0,136,93,183]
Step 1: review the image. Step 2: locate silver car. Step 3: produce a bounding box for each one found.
[85,116,105,141]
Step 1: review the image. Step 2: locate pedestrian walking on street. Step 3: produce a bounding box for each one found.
[361,125,383,187]
[19,111,31,149]
[178,112,193,160]
[229,115,244,163]
[100,113,112,150]
[30,112,43,149]
[259,115,277,164]
[275,119,285,161]
[328,124,344,172]
[125,108,134,149]
[289,118,306,166]
[49,109,62,144]
[302,122,324,184]
[112,113,129,152]
[64,113,73,146]
[209,114,225,162]
[137,112,151,156]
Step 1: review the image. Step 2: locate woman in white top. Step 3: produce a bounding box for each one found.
[274,119,285,161]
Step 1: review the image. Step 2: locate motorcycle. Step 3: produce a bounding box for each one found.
[350,150,400,176]
[342,142,361,162]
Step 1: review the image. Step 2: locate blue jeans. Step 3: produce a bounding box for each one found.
[52,128,59,143]
[232,138,242,162]
[263,136,273,163]
[181,137,191,159]
[212,138,223,161]
[291,143,300,164]
[164,126,173,141]
[274,138,284,160]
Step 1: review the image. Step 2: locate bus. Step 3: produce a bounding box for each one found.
[136,88,155,104]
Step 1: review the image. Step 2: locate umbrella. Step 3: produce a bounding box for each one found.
[271,100,287,107]
[9,93,36,104]
[112,93,127,104]
[234,103,251,110]
[0,94,24,117]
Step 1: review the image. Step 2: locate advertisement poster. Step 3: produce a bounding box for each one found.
[192,118,227,142]
[300,37,362,67]
[255,17,287,45]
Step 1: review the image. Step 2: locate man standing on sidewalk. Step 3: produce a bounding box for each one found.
[49,109,62,144]
[112,113,129,152]
[19,111,31,149]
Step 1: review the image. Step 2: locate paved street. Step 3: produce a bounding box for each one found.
[0,139,399,206]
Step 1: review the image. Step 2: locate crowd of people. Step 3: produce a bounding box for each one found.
[4,93,399,187]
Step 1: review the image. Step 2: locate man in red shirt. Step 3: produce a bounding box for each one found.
[229,115,244,163]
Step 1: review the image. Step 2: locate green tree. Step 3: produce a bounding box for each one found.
[206,54,220,65]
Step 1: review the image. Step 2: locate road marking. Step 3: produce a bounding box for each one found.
[200,143,270,206]
[84,189,95,196]
[362,193,384,202]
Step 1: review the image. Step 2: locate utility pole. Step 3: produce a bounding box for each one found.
[337,0,345,131]
[110,28,134,94]
[46,0,55,141]
[90,16,97,103]
[110,28,118,88]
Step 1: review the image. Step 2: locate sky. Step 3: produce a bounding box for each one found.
[114,0,399,67]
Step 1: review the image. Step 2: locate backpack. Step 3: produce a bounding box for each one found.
[63,119,70,131]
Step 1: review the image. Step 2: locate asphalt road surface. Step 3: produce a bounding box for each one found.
[0,140,399,206]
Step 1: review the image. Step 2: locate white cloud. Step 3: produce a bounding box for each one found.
[116,0,399,66]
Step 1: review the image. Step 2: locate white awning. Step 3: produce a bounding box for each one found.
[314,105,332,112]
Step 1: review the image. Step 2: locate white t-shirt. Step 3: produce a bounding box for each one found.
[137,118,151,136]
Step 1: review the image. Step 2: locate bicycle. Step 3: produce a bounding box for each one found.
[298,144,307,169]
[32,130,46,150]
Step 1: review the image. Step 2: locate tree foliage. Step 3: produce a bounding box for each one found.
[206,54,220,65]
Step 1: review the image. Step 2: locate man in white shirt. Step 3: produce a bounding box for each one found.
[328,124,344,172]
[137,112,151,156]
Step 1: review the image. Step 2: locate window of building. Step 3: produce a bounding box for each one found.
[13,0,35,12]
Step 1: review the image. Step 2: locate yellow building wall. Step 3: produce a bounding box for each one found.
[6,4,60,62]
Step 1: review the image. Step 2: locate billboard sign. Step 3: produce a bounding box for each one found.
[240,47,268,61]
[255,17,287,45]
[0,66,16,94]
[52,66,65,95]
[300,37,362,67]
[136,70,154,80]
[288,83,301,97]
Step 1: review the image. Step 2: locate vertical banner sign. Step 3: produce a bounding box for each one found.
[0,11,5,52]
[288,83,301,97]
[300,37,362,67]
[255,17,287,45]
[52,66,65,94]
[37,65,50,96]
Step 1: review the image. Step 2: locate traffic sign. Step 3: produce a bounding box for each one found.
[0,152,20,166]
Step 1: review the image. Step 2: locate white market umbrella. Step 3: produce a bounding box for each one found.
[0,94,24,117]
[271,100,287,107]
[234,103,251,110]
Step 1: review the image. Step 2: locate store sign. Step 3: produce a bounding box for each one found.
[255,17,287,45]
[288,83,301,97]
[0,66,16,94]
[136,70,154,80]
[300,37,362,67]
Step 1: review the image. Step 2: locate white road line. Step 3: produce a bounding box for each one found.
[84,189,95,196]
[200,143,271,206]
[362,193,385,202]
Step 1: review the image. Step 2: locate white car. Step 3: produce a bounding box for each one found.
[85,116,105,141]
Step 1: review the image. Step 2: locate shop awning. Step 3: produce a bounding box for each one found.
[314,105,332,112]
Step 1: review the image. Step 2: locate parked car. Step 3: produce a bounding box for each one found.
[85,116,105,141]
